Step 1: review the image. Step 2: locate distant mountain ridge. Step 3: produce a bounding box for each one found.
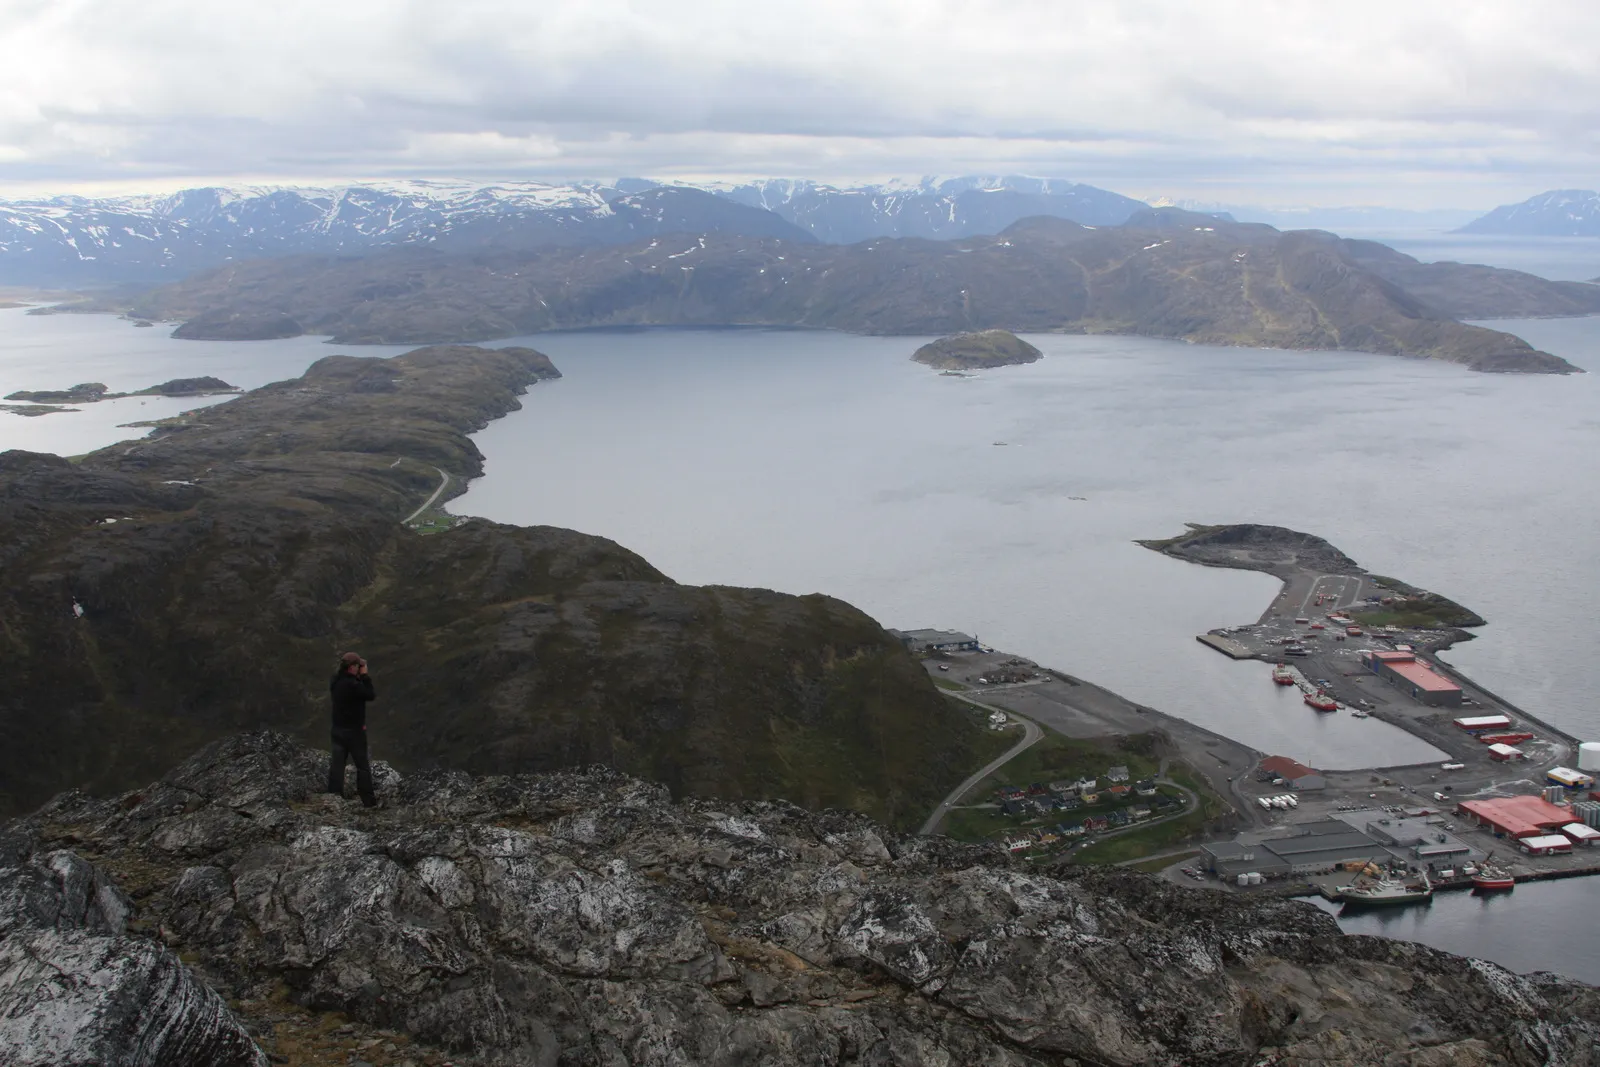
[0,175,1150,286]
[103,213,1598,373]
[0,180,815,286]
[1458,189,1600,236]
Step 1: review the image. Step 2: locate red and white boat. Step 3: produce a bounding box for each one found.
[1304,691,1338,712]
[1472,857,1515,891]
[1272,664,1296,686]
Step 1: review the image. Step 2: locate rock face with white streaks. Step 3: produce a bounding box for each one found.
[3,731,1599,1066]
[0,849,265,1067]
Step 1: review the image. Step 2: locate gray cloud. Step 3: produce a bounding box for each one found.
[2,0,1597,206]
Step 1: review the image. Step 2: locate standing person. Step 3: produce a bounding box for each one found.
[328,652,380,807]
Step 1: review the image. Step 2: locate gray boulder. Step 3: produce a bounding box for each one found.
[0,850,265,1067]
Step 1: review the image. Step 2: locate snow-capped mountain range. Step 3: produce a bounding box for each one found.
[701,175,1146,243]
[1457,189,1600,236]
[0,176,1148,286]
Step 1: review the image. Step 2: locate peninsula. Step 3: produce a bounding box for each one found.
[1137,523,1582,837]
[912,329,1041,370]
[0,346,994,828]
[74,214,1600,372]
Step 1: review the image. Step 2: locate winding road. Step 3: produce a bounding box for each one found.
[403,466,451,524]
[919,690,1044,835]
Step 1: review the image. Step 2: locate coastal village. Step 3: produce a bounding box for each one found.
[903,525,1600,905]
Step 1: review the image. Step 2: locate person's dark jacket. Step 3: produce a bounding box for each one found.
[330,671,376,729]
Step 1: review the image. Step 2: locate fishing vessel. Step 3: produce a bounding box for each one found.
[1304,691,1338,712]
[1341,870,1432,906]
[1472,855,1515,891]
[1272,664,1296,686]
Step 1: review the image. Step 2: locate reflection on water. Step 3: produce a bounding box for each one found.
[1310,878,1600,985]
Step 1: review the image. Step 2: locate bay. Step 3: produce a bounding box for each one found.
[454,321,1600,769]
[0,307,411,455]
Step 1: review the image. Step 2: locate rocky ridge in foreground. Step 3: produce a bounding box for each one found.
[3,732,1596,1066]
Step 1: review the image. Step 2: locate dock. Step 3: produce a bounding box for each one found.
[1196,633,1253,659]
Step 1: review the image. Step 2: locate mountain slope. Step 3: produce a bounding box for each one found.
[109,215,1593,372]
[1457,189,1600,236]
[0,346,990,825]
[1344,238,1600,318]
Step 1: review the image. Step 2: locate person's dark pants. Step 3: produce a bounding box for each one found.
[328,727,377,805]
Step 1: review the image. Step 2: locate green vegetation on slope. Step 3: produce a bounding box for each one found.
[1353,576,1486,630]
[0,346,989,828]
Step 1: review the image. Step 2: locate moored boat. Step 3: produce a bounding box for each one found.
[1304,690,1338,712]
[1341,871,1432,906]
[1473,856,1515,891]
[1272,664,1296,686]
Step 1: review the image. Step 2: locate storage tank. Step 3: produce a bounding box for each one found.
[1248,872,1264,885]
[1543,786,1568,805]
[1237,873,1250,887]
[1579,742,1600,773]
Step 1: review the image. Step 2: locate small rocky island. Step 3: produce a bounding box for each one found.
[912,329,1042,371]
[3,376,239,404]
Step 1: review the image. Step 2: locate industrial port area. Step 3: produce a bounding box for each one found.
[905,525,1600,906]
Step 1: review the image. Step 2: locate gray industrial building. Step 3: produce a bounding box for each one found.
[892,628,980,653]
[1201,813,1483,881]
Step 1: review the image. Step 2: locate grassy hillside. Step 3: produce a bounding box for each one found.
[0,346,991,828]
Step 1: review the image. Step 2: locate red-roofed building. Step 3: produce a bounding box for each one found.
[1361,650,1463,707]
[1258,755,1326,791]
[1457,796,1573,839]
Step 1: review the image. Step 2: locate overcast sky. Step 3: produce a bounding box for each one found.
[2,0,1595,208]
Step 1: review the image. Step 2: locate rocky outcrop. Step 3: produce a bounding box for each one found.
[3,732,1597,1066]
[4,382,109,403]
[912,329,1042,370]
[0,845,265,1066]
[97,216,1597,372]
[133,376,238,396]
[3,377,238,404]
[1138,523,1364,576]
